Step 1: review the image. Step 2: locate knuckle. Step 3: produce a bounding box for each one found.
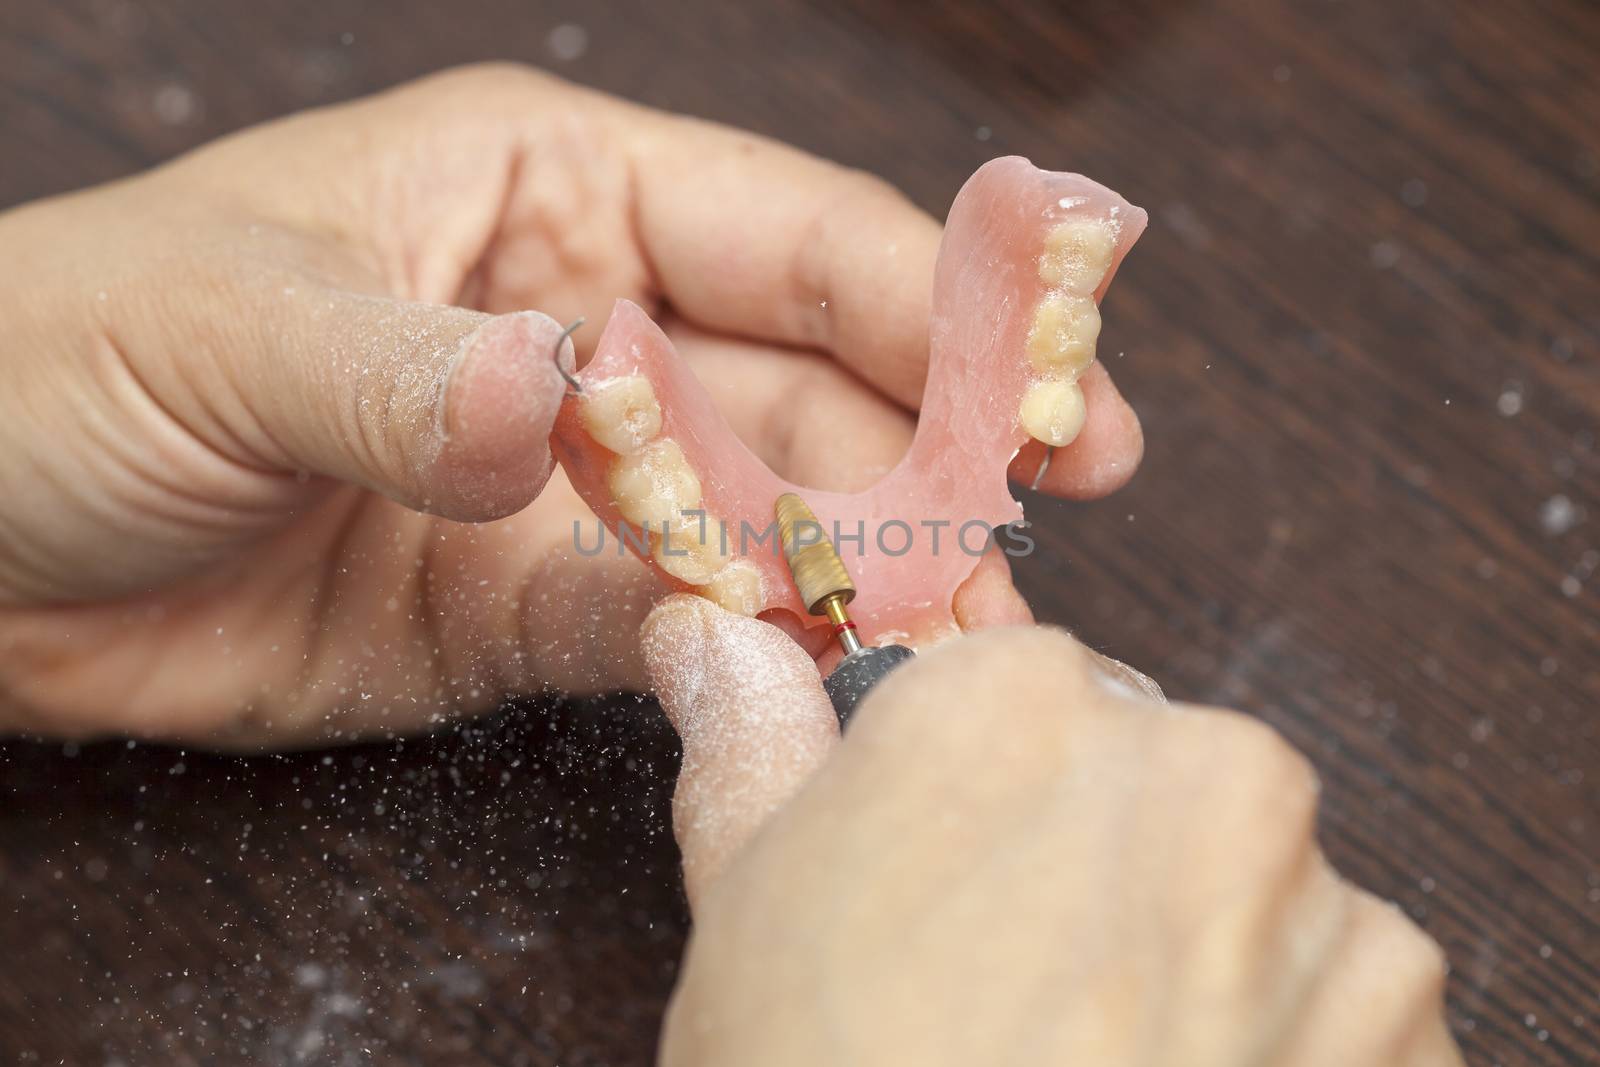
[1210,710,1320,805]
[1371,895,1450,993]
[1172,709,1322,874]
[1333,891,1453,1042]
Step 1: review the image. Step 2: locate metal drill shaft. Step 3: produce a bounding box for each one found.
[821,594,863,655]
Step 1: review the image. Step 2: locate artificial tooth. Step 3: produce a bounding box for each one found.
[1026,293,1101,376]
[608,439,701,528]
[578,374,662,455]
[699,560,763,616]
[1038,218,1116,293]
[1019,378,1088,447]
[653,512,730,585]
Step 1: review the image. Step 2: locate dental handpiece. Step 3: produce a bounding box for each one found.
[775,493,917,726]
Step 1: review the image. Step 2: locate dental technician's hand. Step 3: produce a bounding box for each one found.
[643,595,1464,1067]
[0,64,1145,744]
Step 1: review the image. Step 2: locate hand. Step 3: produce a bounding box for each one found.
[0,64,1144,744]
[643,595,1463,1066]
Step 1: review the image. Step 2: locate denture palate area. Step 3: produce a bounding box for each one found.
[550,155,1146,648]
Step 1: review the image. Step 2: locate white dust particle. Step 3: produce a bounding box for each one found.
[1540,494,1581,535]
[152,82,198,125]
[975,125,992,141]
[294,963,328,989]
[547,23,589,61]
[1496,383,1523,416]
[1401,178,1428,207]
[1370,240,1400,269]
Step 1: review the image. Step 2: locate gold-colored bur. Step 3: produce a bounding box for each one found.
[775,492,863,656]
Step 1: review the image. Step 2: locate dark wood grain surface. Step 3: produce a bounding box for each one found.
[1,1,1596,1064]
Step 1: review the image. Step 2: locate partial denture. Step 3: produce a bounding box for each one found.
[554,157,1146,644]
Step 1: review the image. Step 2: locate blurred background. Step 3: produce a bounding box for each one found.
[0,1,1595,1064]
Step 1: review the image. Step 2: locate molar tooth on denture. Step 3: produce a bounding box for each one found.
[578,374,662,455]
[1026,293,1102,376]
[551,157,1148,646]
[608,439,701,528]
[1038,217,1117,292]
[1019,379,1087,447]
[698,560,764,617]
[653,512,731,585]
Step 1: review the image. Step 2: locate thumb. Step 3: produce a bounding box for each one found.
[641,594,839,908]
[225,286,574,521]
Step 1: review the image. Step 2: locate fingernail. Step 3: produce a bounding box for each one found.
[1087,648,1166,703]
[432,311,570,519]
[440,311,569,440]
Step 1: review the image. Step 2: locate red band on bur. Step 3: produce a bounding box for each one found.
[834,621,858,637]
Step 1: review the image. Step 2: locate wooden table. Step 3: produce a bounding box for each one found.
[1,1,1595,1063]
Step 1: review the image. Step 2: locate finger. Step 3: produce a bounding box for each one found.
[629,119,940,409]
[641,594,839,907]
[952,548,1035,632]
[1273,890,1462,1067]
[270,68,1142,505]
[846,626,1107,792]
[218,286,574,521]
[1008,363,1145,499]
[663,317,915,492]
[946,548,1161,699]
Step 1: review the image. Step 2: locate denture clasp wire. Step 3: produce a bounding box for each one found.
[1030,445,1054,491]
[555,317,586,394]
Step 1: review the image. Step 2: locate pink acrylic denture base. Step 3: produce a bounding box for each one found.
[551,156,1145,646]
